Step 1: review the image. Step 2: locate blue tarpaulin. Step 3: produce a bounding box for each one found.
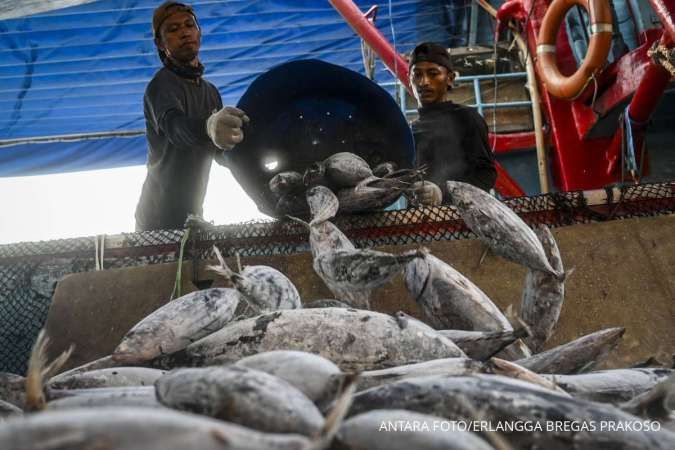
[0,0,484,177]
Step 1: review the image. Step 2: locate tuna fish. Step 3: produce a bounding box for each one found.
[521,225,570,352]
[209,246,301,313]
[303,299,353,308]
[620,373,675,420]
[306,185,341,227]
[541,368,674,403]
[404,252,530,359]
[112,287,240,364]
[515,327,625,374]
[276,193,309,216]
[48,367,166,390]
[372,161,398,177]
[357,358,483,391]
[234,350,343,408]
[319,152,374,188]
[445,181,562,278]
[0,407,330,450]
[268,171,304,198]
[438,329,529,361]
[335,409,495,450]
[46,387,162,410]
[347,374,675,449]
[176,308,466,371]
[156,365,324,435]
[336,185,405,213]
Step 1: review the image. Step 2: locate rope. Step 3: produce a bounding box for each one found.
[648,41,675,77]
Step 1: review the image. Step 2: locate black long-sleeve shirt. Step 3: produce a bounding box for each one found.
[135,67,226,231]
[411,101,497,200]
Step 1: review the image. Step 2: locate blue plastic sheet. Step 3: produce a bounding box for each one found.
[0,0,478,176]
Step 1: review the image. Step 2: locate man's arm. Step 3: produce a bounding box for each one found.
[463,111,497,191]
[145,82,212,149]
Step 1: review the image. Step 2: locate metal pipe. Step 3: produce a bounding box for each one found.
[328,0,412,94]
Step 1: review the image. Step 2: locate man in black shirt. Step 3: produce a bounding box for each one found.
[409,42,497,205]
[135,1,248,231]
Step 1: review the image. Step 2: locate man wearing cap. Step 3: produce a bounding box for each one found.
[409,42,497,205]
[135,1,248,231]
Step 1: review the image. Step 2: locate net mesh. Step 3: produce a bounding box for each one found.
[1,182,673,373]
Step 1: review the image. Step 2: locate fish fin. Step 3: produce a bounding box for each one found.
[208,246,237,280]
[307,372,359,450]
[286,215,310,229]
[25,330,72,411]
[555,266,575,283]
[504,307,532,340]
[620,373,675,420]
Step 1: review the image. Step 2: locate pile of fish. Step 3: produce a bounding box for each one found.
[1,181,674,450]
[269,151,424,216]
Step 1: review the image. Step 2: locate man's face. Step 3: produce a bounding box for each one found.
[158,11,201,63]
[410,61,454,107]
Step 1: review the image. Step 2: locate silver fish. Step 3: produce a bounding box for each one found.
[336,185,405,213]
[438,329,529,361]
[515,327,625,374]
[46,386,162,410]
[404,252,531,359]
[357,358,483,391]
[446,181,562,278]
[336,409,495,450]
[53,355,121,378]
[155,366,324,436]
[521,225,570,352]
[315,247,426,309]
[541,368,674,403]
[347,374,675,449]
[180,308,466,371]
[0,407,327,450]
[235,350,343,408]
[209,247,301,314]
[48,367,166,390]
[322,152,374,187]
[486,357,571,396]
[268,171,304,198]
[113,287,240,364]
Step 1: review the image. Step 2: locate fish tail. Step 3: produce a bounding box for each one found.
[554,266,575,282]
[25,330,73,411]
[620,373,675,419]
[208,245,238,281]
[399,247,429,263]
[306,372,359,450]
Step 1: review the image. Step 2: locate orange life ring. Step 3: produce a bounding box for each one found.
[536,0,613,99]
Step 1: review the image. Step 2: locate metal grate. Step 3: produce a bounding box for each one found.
[0,182,673,373]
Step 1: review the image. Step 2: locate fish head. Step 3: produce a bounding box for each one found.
[268,171,302,197]
[445,181,480,209]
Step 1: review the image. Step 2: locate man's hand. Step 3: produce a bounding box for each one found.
[412,180,443,206]
[206,106,250,150]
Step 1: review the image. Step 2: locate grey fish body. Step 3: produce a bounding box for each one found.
[268,171,304,198]
[358,358,483,391]
[306,185,341,226]
[336,409,495,450]
[234,350,343,408]
[54,355,121,378]
[521,225,567,352]
[48,367,166,390]
[303,299,353,308]
[438,329,525,361]
[46,386,162,410]
[156,366,324,436]
[183,308,466,371]
[541,368,674,403]
[276,193,308,216]
[0,399,22,419]
[0,372,25,409]
[315,248,425,309]
[348,374,675,449]
[113,288,240,364]
[323,152,373,187]
[336,185,404,213]
[516,327,625,374]
[372,161,398,177]
[0,407,315,450]
[446,181,560,277]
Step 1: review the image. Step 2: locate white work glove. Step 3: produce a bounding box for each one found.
[412,180,443,206]
[206,106,250,150]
